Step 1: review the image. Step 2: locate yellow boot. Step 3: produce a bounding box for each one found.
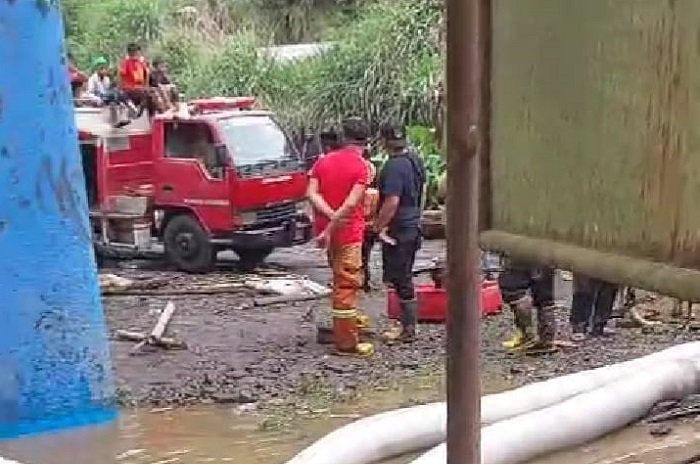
[383,323,403,344]
[356,311,372,330]
[502,328,525,349]
[502,296,534,351]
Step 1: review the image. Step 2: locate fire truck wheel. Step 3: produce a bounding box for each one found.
[234,247,274,272]
[163,214,215,273]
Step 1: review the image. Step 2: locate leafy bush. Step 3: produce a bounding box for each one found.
[407,126,445,208]
[64,0,165,65]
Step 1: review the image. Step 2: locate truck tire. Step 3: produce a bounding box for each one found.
[163,215,215,273]
[234,247,273,272]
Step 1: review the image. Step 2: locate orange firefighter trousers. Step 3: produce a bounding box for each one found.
[328,244,363,353]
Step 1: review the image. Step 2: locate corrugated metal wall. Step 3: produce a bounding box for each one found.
[490,0,700,269]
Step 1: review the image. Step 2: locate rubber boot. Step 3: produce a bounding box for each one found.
[355,310,377,341]
[356,311,372,330]
[503,296,535,350]
[332,311,374,357]
[383,299,418,344]
[521,305,558,355]
[400,299,418,343]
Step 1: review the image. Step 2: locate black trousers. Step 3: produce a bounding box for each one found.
[382,229,421,301]
[570,275,618,332]
[361,230,377,291]
[498,262,554,308]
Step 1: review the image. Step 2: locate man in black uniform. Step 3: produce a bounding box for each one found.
[374,122,427,343]
[499,263,557,353]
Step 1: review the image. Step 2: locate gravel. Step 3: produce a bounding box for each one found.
[104,240,699,410]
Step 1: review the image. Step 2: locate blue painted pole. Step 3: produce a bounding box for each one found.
[0,0,115,438]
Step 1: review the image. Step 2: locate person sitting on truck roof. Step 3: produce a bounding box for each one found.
[86,55,138,125]
[86,56,111,103]
[149,57,178,113]
[120,43,148,90]
[67,52,88,99]
[119,43,153,115]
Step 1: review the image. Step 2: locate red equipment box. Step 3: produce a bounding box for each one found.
[387,281,503,323]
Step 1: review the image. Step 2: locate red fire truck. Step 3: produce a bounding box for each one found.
[76,97,312,272]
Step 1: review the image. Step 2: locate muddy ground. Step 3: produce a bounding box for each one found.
[104,239,700,412]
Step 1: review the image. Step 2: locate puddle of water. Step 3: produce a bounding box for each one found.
[2,373,700,464]
[0,375,444,464]
[535,422,700,464]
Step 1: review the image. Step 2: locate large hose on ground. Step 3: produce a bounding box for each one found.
[411,358,700,464]
[285,342,700,464]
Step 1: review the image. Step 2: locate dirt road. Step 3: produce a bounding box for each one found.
[104,240,699,410]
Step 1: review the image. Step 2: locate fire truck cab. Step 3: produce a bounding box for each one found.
[77,97,312,272]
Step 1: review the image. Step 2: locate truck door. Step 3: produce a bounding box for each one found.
[154,121,233,233]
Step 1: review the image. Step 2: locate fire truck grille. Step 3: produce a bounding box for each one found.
[255,202,296,224]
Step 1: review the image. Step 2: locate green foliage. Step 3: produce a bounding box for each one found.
[245,0,366,43]
[367,125,445,209]
[64,0,165,65]
[252,0,442,130]
[407,125,445,208]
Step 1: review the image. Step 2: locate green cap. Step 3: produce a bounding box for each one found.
[91,56,108,70]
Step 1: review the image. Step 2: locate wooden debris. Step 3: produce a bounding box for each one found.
[255,292,328,307]
[100,274,135,291]
[115,330,186,350]
[647,406,700,423]
[151,300,176,341]
[103,283,246,297]
[630,306,662,327]
[100,273,168,295]
[116,301,186,354]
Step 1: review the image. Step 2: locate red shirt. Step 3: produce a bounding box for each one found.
[119,56,148,90]
[68,64,87,84]
[310,146,370,245]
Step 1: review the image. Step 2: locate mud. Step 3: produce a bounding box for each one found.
[106,240,700,413]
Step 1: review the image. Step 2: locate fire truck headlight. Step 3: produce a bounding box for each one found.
[296,200,311,218]
[239,211,257,225]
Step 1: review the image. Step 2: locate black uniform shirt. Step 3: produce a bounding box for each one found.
[378,149,426,236]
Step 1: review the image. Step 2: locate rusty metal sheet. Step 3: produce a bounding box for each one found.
[489,0,700,270]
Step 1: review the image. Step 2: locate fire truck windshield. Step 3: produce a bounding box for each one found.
[218,115,296,167]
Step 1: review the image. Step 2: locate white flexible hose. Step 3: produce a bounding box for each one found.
[285,342,700,464]
[411,358,700,464]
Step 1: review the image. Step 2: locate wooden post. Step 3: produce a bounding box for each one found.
[445,0,487,462]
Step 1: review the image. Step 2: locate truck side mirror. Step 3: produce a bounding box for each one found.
[214,144,229,167]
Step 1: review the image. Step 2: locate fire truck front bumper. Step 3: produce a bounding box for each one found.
[224,215,313,250]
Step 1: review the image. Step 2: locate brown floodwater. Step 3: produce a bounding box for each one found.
[2,374,700,464]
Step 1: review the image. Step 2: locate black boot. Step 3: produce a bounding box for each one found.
[384,299,418,344]
[400,299,418,342]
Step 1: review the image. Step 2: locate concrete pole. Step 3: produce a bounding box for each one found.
[0,1,115,439]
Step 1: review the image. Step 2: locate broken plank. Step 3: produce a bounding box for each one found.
[102,283,246,296]
[115,330,186,350]
[254,292,328,307]
[150,301,175,341]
